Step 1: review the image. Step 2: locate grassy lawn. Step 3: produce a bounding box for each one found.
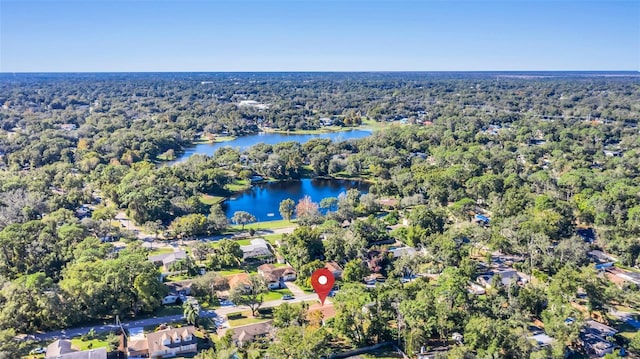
[232,219,295,231]
[263,288,293,302]
[200,194,225,205]
[226,180,250,192]
[166,274,191,281]
[195,135,237,143]
[140,305,184,318]
[148,247,174,256]
[227,311,270,327]
[360,118,394,131]
[218,268,246,276]
[263,233,284,244]
[71,337,110,351]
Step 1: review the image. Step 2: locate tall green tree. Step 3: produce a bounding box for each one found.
[230,274,267,317]
[231,211,256,230]
[279,198,295,222]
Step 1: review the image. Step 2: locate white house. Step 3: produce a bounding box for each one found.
[240,238,273,261]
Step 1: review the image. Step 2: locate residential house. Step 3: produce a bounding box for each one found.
[45,339,107,359]
[240,238,274,262]
[325,261,343,279]
[148,250,188,271]
[579,320,618,357]
[146,326,197,359]
[589,250,618,264]
[126,326,197,359]
[389,246,417,258]
[165,279,193,296]
[603,149,622,157]
[257,264,296,290]
[218,321,274,348]
[477,269,527,289]
[224,273,252,295]
[319,117,333,126]
[606,267,640,286]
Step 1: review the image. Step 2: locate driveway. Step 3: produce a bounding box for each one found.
[285,281,307,297]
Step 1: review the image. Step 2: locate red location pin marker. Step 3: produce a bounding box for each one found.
[311,268,335,305]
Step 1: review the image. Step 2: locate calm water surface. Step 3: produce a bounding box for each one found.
[173,129,372,163]
[223,178,369,221]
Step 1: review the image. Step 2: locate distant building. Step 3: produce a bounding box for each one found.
[477,269,528,288]
[389,246,417,258]
[148,250,188,271]
[603,149,622,157]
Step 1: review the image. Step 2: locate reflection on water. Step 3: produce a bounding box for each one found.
[171,129,372,164]
[222,178,370,221]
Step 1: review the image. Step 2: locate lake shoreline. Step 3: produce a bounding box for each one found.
[165,128,374,165]
[220,177,371,221]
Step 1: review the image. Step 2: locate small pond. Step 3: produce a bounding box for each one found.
[223,178,369,221]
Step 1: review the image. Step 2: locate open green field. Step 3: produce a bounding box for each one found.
[195,134,237,144]
[200,194,226,205]
[225,179,251,192]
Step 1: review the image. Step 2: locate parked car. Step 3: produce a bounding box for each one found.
[30,347,46,354]
[281,294,294,300]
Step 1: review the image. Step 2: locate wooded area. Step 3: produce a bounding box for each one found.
[0,72,639,358]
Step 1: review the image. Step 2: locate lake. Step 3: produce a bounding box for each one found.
[223,178,369,221]
[172,129,372,163]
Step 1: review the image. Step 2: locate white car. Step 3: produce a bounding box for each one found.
[30,347,46,354]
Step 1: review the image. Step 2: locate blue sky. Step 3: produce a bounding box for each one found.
[1,0,638,71]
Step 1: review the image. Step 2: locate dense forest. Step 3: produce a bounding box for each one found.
[0,72,639,358]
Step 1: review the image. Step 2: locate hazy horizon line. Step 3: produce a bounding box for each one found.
[1,70,639,74]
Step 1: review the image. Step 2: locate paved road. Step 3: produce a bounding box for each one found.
[29,286,328,342]
[30,311,216,342]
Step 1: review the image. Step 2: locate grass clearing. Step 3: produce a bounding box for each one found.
[226,180,250,192]
[195,135,237,143]
[148,247,174,256]
[200,194,225,205]
[71,337,110,351]
[218,268,246,276]
[263,233,284,244]
[233,219,295,231]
